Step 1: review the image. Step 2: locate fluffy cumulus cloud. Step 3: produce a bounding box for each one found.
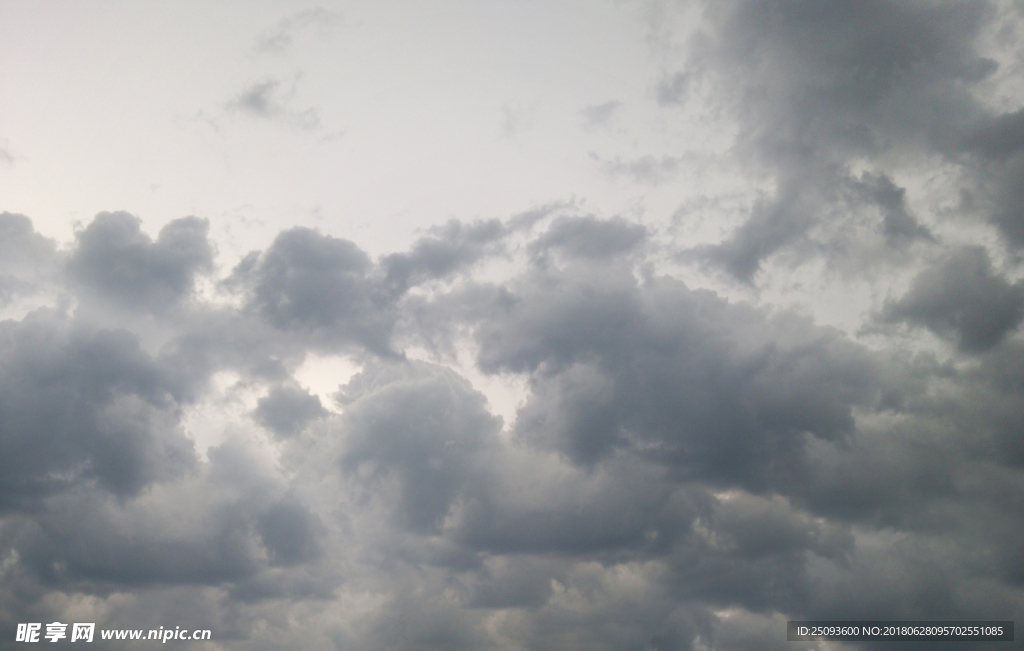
[67,212,214,313]
[0,213,58,306]
[3,2,1024,650]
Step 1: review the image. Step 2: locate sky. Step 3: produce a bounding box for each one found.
[1,1,1024,649]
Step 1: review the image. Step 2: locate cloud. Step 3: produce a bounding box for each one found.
[581,100,622,128]
[529,215,646,261]
[656,71,689,106]
[4,437,334,602]
[253,384,327,437]
[227,226,396,354]
[500,104,534,138]
[67,212,213,313]
[0,310,195,505]
[696,177,816,282]
[686,0,997,278]
[880,246,1024,352]
[0,212,59,305]
[0,207,1022,648]
[474,265,881,488]
[337,360,502,534]
[256,496,325,566]
[695,167,936,282]
[963,108,1024,161]
[594,153,685,184]
[228,79,322,131]
[855,172,934,245]
[381,218,507,295]
[5,3,1024,647]
[705,0,994,160]
[255,8,341,54]
[961,108,1024,247]
[231,80,282,117]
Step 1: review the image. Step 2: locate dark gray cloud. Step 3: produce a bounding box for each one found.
[4,2,1024,645]
[256,497,325,567]
[0,310,195,504]
[155,305,312,400]
[463,556,563,608]
[963,107,1024,161]
[14,496,257,589]
[961,110,1024,247]
[696,166,936,282]
[696,166,937,280]
[855,172,934,246]
[451,454,687,557]
[881,246,1024,352]
[1,204,1022,649]
[701,0,994,161]
[337,361,501,534]
[359,590,496,651]
[475,264,882,489]
[381,218,506,295]
[697,175,816,282]
[253,384,327,437]
[67,212,213,312]
[529,215,646,262]
[688,0,996,278]
[0,213,55,273]
[2,437,333,602]
[982,155,1024,248]
[0,212,59,305]
[396,253,1019,647]
[229,226,396,354]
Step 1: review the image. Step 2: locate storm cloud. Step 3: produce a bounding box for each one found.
[3,2,1024,650]
[881,246,1024,352]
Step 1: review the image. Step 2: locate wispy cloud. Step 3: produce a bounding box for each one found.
[255,7,342,54]
[500,103,535,138]
[227,78,322,131]
[592,153,685,184]
[581,100,622,129]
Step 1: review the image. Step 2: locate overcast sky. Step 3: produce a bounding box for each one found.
[2,1,1024,649]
